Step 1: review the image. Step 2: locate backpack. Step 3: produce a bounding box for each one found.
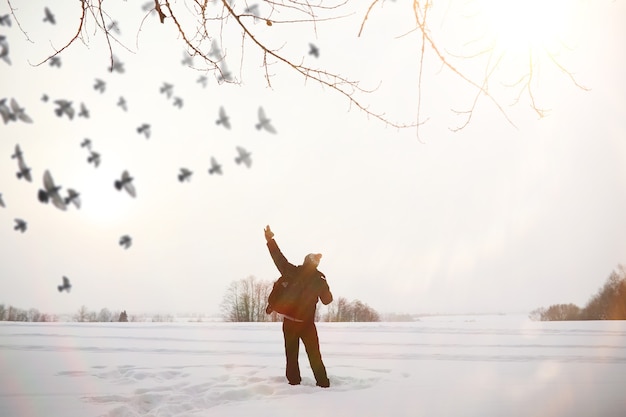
[267,276,306,318]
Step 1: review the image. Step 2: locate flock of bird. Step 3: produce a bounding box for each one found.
[1,2,325,295]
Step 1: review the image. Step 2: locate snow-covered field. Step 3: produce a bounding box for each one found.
[1,314,625,417]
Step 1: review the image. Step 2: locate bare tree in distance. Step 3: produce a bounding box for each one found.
[6,0,594,137]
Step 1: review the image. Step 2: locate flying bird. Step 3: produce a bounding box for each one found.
[41,94,49,102]
[255,106,277,133]
[87,150,101,168]
[235,146,252,168]
[109,56,124,73]
[160,82,173,99]
[14,218,27,233]
[0,35,10,65]
[9,98,33,123]
[80,138,92,150]
[173,97,183,108]
[38,170,67,211]
[0,98,12,123]
[137,123,151,139]
[107,20,120,34]
[64,189,81,209]
[117,96,127,111]
[43,7,56,25]
[217,62,232,83]
[208,39,222,59]
[0,193,4,208]
[94,78,106,93]
[181,52,193,66]
[119,234,132,249]
[54,99,75,120]
[78,102,89,118]
[208,156,223,175]
[308,43,320,58]
[197,75,207,88]
[0,14,11,27]
[178,168,192,182]
[49,56,61,67]
[244,4,260,23]
[114,170,136,198]
[13,144,32,182]
[58,276,71,293]
[216,106,231,129]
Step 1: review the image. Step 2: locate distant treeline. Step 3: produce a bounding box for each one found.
[530,265,626,321]
[0,305,171,323]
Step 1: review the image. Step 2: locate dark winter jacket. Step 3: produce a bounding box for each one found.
[267,239,332,322]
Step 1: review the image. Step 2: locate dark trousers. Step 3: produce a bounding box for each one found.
[282,318,330,387]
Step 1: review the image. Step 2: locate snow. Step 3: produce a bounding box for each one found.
[1,314,625,416]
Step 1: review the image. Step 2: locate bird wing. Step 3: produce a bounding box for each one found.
[124,182,136,198]
[258,106,267,123]
[43,170,55,193]
[43,170,67,210]
[263,122,277,134]
[17,156,32,182]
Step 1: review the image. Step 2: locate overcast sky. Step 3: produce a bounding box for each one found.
[1,0,625,317]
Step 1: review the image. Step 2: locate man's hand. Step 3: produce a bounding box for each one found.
[264,225,274,242]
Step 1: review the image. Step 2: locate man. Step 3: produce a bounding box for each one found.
[264,225,333,387]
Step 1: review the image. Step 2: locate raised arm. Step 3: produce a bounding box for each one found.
[265,225,297,277]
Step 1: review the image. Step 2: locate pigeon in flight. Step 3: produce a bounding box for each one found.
[0,98,12,123]
[137,123,151,139]
[208,156,223,175]
[14,218,27,233]
[49,56,61,67]
[235,146,252,168]
[54,99,75,120]
[244,4,260,23]
[78,102,89,118]
[160,82,173,99]
[9,98,33,123]
[208,39,222,59]
[13,144,32,182]
[114,170,136,198]
[0,193,4,208]
[197,75,207,88]
[0,14,11,27]
[308,43,320,58]
[109,56,125,73]
[178,168,192,182]
[0,35,10,65]
[107,20,120,34]
[58,276,71,293]
[80,138,92,150]
[43,7,56,25]
[87,150,101,168]
[216,106,231,129]
[217,62,233,83]
[94,78,106,93]
[255,106,277,133]
[117,96,127,111]
[173,97,183,108]
[64,189,81,209]
[38,170,67,211]
[119,234,132,249]
[41,94,49,102]
[181,52,193,66]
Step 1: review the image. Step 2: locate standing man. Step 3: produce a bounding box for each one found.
[264,225,333,387]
